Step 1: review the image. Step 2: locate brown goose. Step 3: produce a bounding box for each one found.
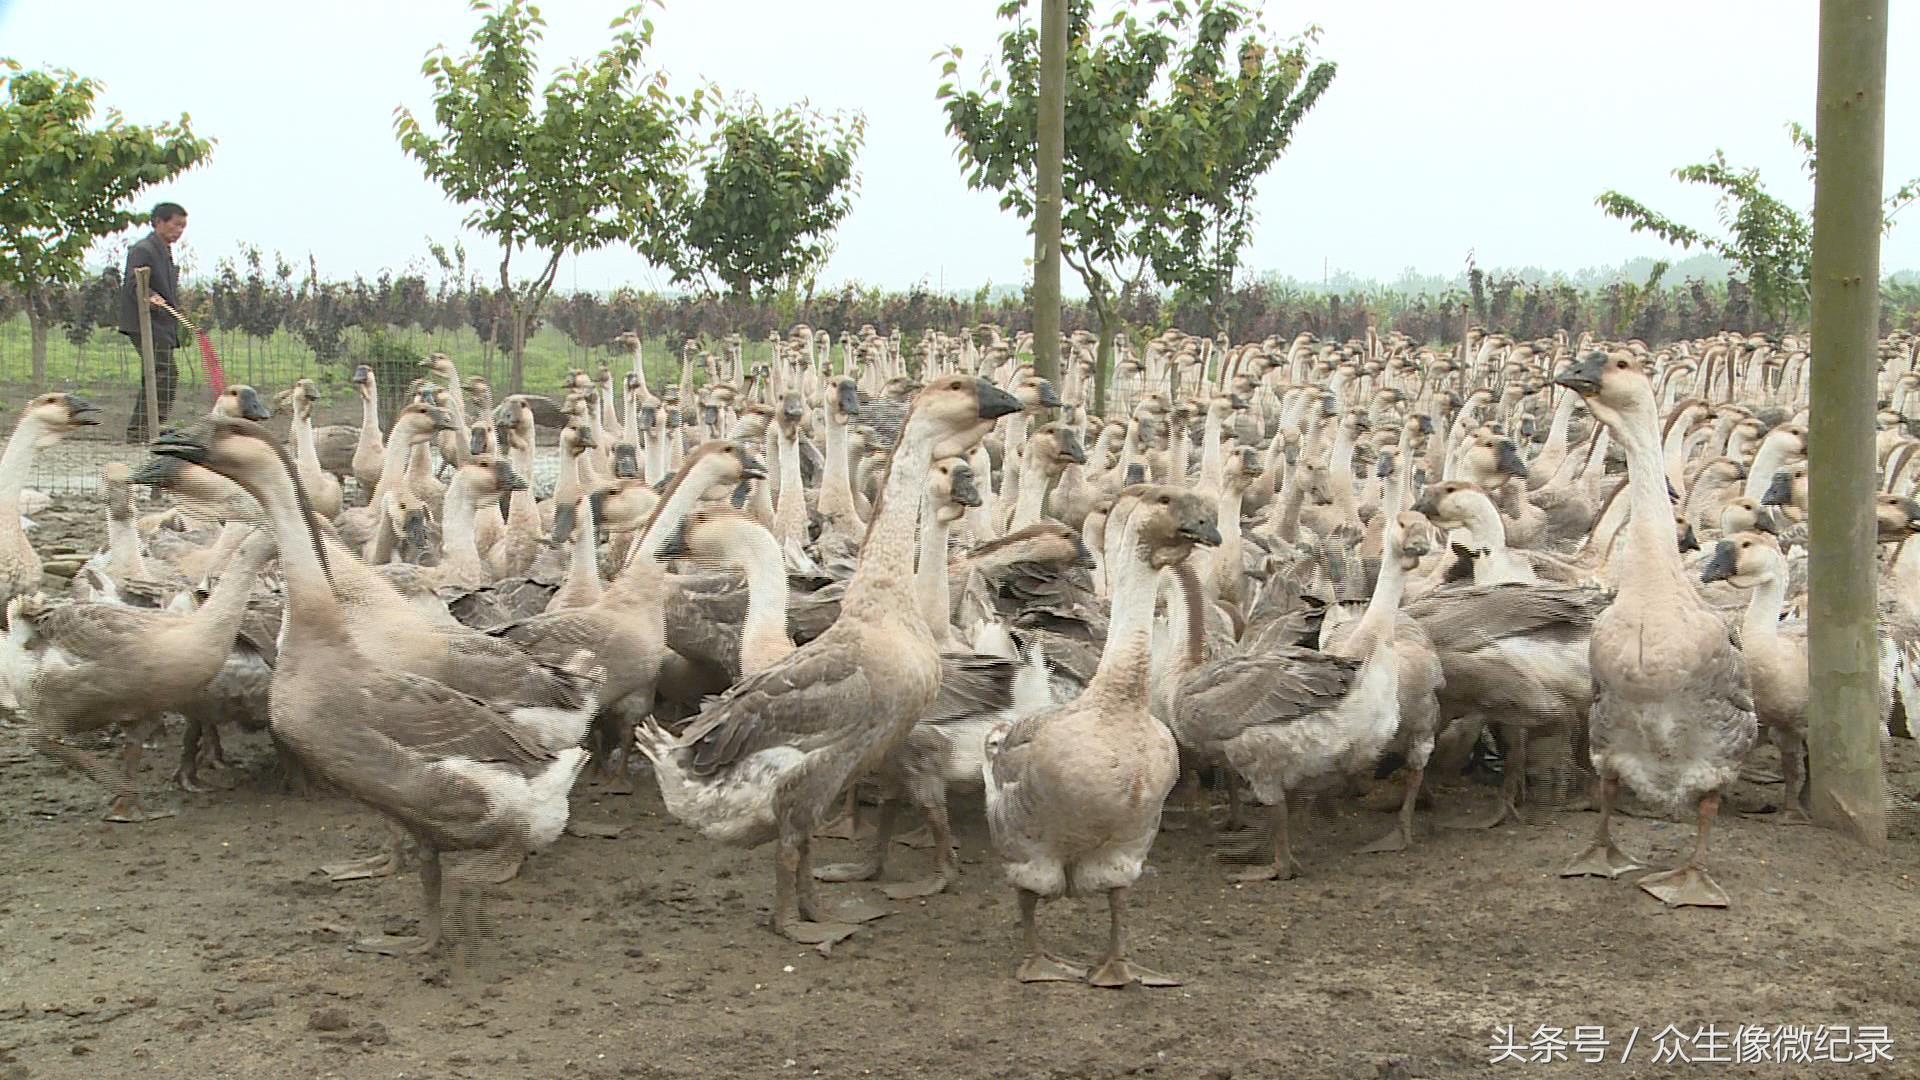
[148,417,604,967]
[639,376,1022,947]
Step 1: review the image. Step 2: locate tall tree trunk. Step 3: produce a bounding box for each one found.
[26,287,51,388]
[1092,295,1118,419]
[1030,0,1067,389]
[1807,0,1887,848]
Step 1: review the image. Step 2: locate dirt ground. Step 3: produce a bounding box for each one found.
[2,499,1917,1080]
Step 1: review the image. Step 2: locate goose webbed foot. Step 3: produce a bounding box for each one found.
[172,764,214,793]
[103,794,174,823]
[880,871,950,900]
[1356,823,1410,854]
[1559,839,1643,879]
[1448,797,1529,830]
[889,824,937,849]
[778,918,863,949]
[1224,860,1297,883]
[1773,806,1812,826]
[1636,864,1730,908]
[1357,768,1421,854]
[350,933,437,957]
[812,859,880,883]
[322,851,401,883]
[1016,953,1089,983]
[1087,957,1180,989]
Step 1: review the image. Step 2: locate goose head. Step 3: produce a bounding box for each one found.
[1460,431,1528,487]
[929,457,977,525]
[611,442,641,479]
[1718,496,1780,537]
[1386,510,1438,570]
[1700,530,1785,588]
[393,401,457,445]
[678,439,769,501]
[386,490,432,559]
[458,454,527,499]
[776,392,806,437]
[467,422,493,459]
[1010,375,1061,412]
[493,395,539,446]
[212,384,272,422]
[419,353,458,380]
[1027,422,1086,476]
[349,364,376,399]
[657,506,778,570]
[1556,350,1656,430]
[1126,486,1222,569]
[17,393,101,444]
[273,379,322,420]
[1874,493,1920,542]
[829,376,860,421]
[912,375,1025,459]
[560,420,596,461]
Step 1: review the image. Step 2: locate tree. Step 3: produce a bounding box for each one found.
[1030,0,1067,387]
[664,95,865,300]
[394,0,688,392]
[1142,9,1335,338]
[942,0,1186,414]
[0,61,211,385]
[1596,123,1920,327]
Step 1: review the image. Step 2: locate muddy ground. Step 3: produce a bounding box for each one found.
[2,498,1917,1080]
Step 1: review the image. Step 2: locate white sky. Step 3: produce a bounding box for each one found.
[4,0,1917,292]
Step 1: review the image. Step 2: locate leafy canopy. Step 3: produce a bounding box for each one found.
[666,95,866,299]
[0,60,212,298]
[1597,123,1920,325]
[393,0,688,382]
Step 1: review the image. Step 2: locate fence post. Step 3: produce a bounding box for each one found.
[133,266,161,443]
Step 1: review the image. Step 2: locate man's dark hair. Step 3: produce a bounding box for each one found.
[151,202,187,224]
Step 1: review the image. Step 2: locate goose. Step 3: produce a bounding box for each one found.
[638,376,1022,947]
[348,364,387,496]
[147,418,603,966]
[1700,531,1823,823]
[1555,350,1757,908]
[0,394,102,608]
[1176,510,1436,880]
[276,379,344,519]
[74,462,190,609]
[7,528,277,821]
[983,485,1218,987]
[491,440,767,791]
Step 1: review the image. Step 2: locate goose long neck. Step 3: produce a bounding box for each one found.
[775,425,805,535]
[1085,516,1158,703]
[916,502,954,636]
[360,385,380,435]
[1011,454,1050,529]
[509,440,537,523]
[1743,433,1797,501]
[293,412,324,476]
[441,477,482,570]
[233,457,347,646]
[192,544,266,638]
[105,482,147,577]
[1199,411,1225,489]
[1541,392,1577,459]
[1614,398,1690,600]
[0,418,47,510]
[1328,423,1359,523]
[841,417,939,616]
[1743,571,1788,645]
[1340,538,1407,662]
[632,463,722,568]
[370,428,415,505]
[735,528,793,674]
[563,495,602,601]
[822,411,855,511]
[1460,495,1536,585]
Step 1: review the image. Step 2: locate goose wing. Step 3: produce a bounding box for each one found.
[1404,581,1606,652]
[1174,645,1362,746]
[21,603,182,660]
[674,645,870,776]
[927,653,1017,724]
[341,672,557,778]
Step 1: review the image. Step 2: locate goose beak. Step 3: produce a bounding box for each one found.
[351,365,372,386]
[1417,415,1435,435]
[837,381,860,417]
[702,405,720,427]
[496,461,528,493]
[729,481,752,509]
[781,399,806,423]
[237,387,271,421]
[658,519,693,560]
[975,380,1024,421]
[130,454,182,486]
[1495,440,1528,480]
[1125,463,1147,485]
[1058,430,1087,465]
[612,443,640,480]
[64,395,102,425]
[1376,451,1396,480]
[1071,533,1097,568]
[949,464,982,508]
[1751,510,1780,537]
[468,426,490,458]
[403,509,431,554]
[429,408,458,433]
[640,405,658,429]
[1678,522,1702,552]
[150,426,209,463]
[1181,516,1223,547]
[1035,379,1062,409]
[1554,352,1606,395]
[1761,470,1794,506]
[737,450,767,481]
[1700,540,1738,582]
[548,501,576,547]
[1667,477,1683,504]
[1905,498,1920,532]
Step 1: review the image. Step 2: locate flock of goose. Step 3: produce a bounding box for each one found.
[2,323,1917,986]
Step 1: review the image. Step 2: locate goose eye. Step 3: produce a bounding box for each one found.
[1615,361,1628,369]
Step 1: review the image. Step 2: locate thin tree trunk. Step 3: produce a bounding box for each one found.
[27,302,49,389]
[1030,0,1067,388]
[1806,0,1887,849]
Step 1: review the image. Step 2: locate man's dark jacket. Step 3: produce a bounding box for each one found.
[116,231,181,349]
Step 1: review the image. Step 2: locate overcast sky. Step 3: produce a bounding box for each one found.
[4,0,1916,292]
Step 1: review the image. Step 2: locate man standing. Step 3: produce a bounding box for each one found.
[116,202,187,442]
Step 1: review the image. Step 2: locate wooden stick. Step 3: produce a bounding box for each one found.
[133,266,160,444]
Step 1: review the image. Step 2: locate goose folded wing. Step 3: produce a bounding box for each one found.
[674,646,869,776]
[24,604,181,659]
[1174,646,1363,746]
[487,610,603,653]
[357,672,556,774]
[926,654,1018,724]
[1405,583,1607,651]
